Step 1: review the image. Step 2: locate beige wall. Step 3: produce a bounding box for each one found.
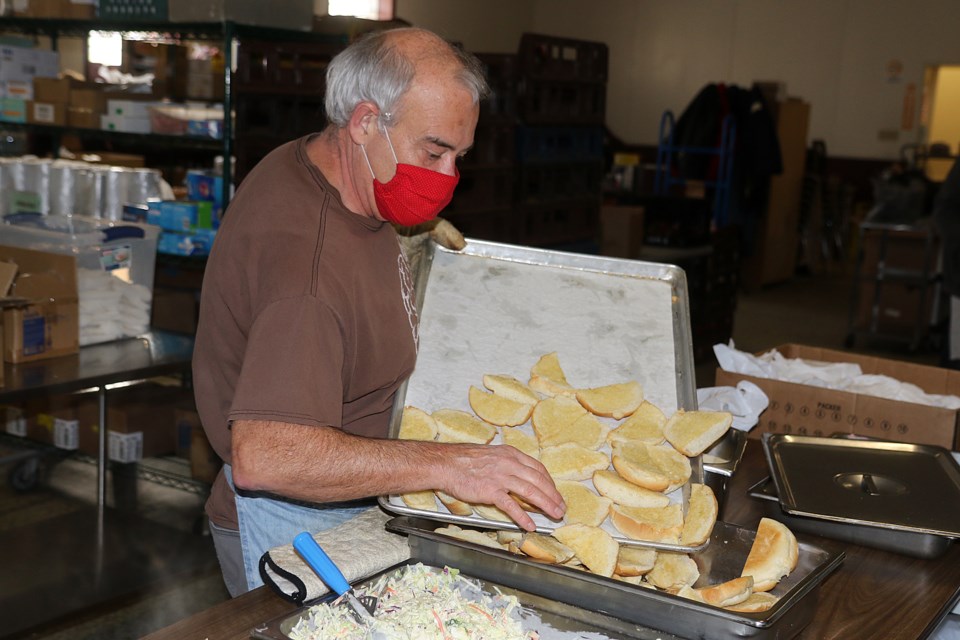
[395,0,960,160]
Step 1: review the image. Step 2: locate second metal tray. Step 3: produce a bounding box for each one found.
[748,476,953,559]
[387,516,845,640]
[762,433,960,538]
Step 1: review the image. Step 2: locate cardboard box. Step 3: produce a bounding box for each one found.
[715,343,960,451]
[0,45,59,83]
[0,98,27,123]
[0,245,80,363]
[1,79,33,100]
[13,0,95,18]
[76,384,183,461]
[33,77,70,103]
[26,100,66,126]
[600,205,645,259]
[100,114,152,134]
[54,82,105,128]
[83,151,146,168]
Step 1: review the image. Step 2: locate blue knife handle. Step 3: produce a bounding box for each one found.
[293,532,351,596]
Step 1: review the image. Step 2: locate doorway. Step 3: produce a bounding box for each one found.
[922,64,960,182]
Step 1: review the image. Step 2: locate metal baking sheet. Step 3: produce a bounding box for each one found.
[251,561,687,640]
[379,239,701,551]
[762,433,960,537]
[748,477,953,559]
[386,516,844,640]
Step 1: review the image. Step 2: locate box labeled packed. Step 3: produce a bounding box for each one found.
[715,343,960,451]
[0,245,79,363]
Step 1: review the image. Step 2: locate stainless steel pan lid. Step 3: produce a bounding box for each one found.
[762,433,960,537]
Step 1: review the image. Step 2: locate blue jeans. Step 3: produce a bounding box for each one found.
[223,465,372,591]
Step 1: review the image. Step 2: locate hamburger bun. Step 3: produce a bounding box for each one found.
[576,381,644,419]
[501,427,540,459]
[532,395,587,447]
[691,576,754,607]
[398,406,438,441]
[528,352,575,397]
[724,591,779,613]
[482,374,540,405]
[646,551,700,590]
[555,480,613,527]
[740,518,799,592]
[435,490,473,516]
[607,401,667,446]
[615,545,657,576]
[468,385,535,427]
[435,525,505,550]
[552,524,620,577]
[400,490,438,511]
[520,532,576,563]
[663,409,733,457]
[593,469,671,508]
[680,483,718,546]
[541,443,610,481]
[611,441,691,493]
[433,409,497,444]
[609,503,683,543]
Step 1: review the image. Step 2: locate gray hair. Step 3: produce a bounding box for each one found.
[324,27,490,128]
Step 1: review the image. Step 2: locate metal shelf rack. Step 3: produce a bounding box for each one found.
[0,17,347,209]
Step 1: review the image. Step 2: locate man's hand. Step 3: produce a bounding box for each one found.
[436,443,565,531]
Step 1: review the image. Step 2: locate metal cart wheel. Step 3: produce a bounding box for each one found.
[9,457,42,492]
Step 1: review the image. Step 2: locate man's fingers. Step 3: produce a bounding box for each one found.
[494,493,537,532]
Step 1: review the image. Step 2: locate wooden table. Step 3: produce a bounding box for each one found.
[143,441,960,640]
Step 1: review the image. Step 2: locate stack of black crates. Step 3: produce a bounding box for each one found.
[447,34,608,247]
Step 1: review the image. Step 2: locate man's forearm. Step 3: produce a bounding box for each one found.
[231,419,447,502]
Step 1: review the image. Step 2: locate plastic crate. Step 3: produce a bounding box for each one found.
[519,79,606,125]
[475,53,519,121]
[522,202,600,247]
[447,166,517,214]
[516,126,604,164]
[518,162,604,204]
[519,33,608,83]
[463,123,516,167]
[234,40,342,91]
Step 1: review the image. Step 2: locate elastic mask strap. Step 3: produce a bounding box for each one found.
[380,121,401,165]
[359,144,376,180]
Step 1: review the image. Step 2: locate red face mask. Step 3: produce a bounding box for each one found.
[361,127,459,227]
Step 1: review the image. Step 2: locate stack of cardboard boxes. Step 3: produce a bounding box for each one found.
[0,245,79,365]
[11,0,96,18]
[0,45,60,124]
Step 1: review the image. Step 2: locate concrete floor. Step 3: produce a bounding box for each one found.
[0,266,952,639]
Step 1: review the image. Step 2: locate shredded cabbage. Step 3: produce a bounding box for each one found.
[289,563,538,640]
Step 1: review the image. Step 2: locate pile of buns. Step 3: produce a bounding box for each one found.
[395,351,801,613]
[397,352,732,546]
[433,515,799,614]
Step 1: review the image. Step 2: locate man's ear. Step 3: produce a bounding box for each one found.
[347,102,380,145]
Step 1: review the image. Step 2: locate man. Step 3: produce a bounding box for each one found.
[934,158,960,367]
[193,27,565,596]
